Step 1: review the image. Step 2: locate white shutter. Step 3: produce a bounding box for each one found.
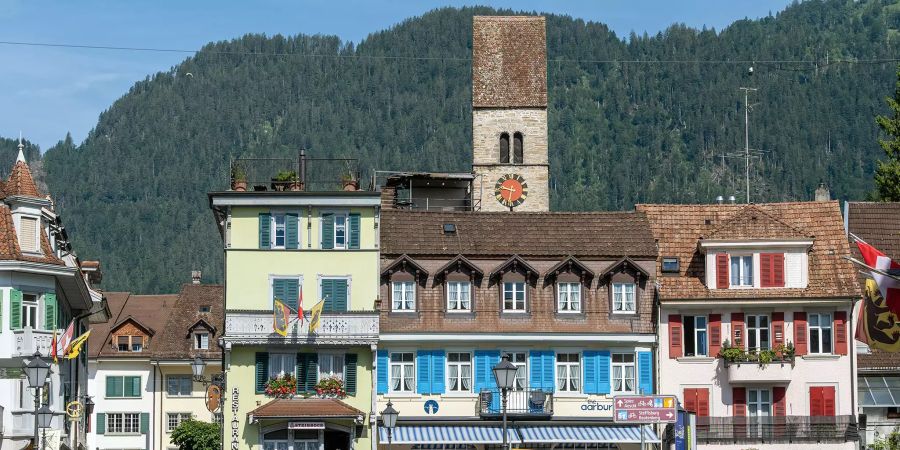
[784,252,803,288]
[18,216,38,252]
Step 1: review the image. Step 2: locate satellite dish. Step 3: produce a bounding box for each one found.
[185,73,194,78]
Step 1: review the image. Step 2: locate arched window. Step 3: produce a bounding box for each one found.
[513,132,524,164]
[499,133,510,163]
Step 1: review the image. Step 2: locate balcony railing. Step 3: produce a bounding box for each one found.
[476,389,553,418]
[229,154,363,192]
[12,328,57,357]
[681,415,858,444]
[725,361,794,383]
[224,311,379,346]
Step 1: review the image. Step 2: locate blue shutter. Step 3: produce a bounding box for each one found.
[349,213,361,249]
[321,214,334,249]
[474,350,500,392]
[583,351,598,394]
[431,350,446,394]
[284,279,299,311]
[259,213,271,249]
[286,213,299,249]
[597,351,611,394]
[376,350,389,394]
[416,350,431,394]
[638,351,653,394]
[529,351,544,390]
[332,279,348,312]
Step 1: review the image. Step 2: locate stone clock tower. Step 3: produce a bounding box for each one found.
[471,16,550,212]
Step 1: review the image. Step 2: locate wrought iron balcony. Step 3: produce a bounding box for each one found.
[476,389,553,418]
[224,311,378,346]
[683,415,858,444]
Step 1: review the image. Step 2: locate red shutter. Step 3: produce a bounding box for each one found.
[731,312,745,349]
[669,315,683,358]
[809,386,835,416]
[834,311,848,355]
[823,386,836,416]
[698,388,710,417]
[709,314,722,356]
[716,253,729,289]
[761,253,773,287]
[733,387,747,416]
[772,312,785,346]
[773,253,785,287]
[683,388,698,415]
[773,386,787,416]
[794,312,808,356]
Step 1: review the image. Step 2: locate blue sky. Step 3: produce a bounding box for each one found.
[0,0,793,150]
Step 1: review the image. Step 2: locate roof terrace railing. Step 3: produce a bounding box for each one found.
[229,151,363,192]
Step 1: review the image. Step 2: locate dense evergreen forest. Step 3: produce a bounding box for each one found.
[23,1,900,293]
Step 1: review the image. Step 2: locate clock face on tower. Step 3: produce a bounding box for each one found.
[494,174,528,208]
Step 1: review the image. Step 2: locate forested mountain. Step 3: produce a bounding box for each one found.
[35,0,900,293]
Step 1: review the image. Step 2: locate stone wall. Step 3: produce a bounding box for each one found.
[474,165,549,212]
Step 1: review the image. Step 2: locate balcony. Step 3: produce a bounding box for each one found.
[224,311,378,346]
[476,389,553,419]
[12,328,56,357]
[678,416,858,444]
[228,154,364,192]
[725,361,794,383]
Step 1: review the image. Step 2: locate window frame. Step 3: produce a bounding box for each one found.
[117,335,143,353]
[446,352,473,393]
[612,282,636,314]
[508,351,528,391]
[166,375,193,397]
[166,412,192,432]
[683,315,708,357]
[611,353,636,395]
[661,257,680,274]
[194,332,210,350]
[268,353,296,379]
[502,281,527,312]
[106,412,141,435]
[746,314,771,351]
[730,254,754,287]
[21,293,39,329]
[318,353,345,381]
[499,132,510,164]
[333,213,348,249]
[391,281,416,312]
[17,215,40,253]
[557,282,582,313]
[555,352,581,393]
[747,388,772,417]
[106,375,142,399]
[446,280,472,312]
[389,352,415,393]
[808,312,833,355]
[271,213,287,249]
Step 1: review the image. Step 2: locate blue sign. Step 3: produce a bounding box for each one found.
[424,400,439,415]
[675,410,686,450]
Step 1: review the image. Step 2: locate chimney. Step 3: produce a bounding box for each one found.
[815,182,830,201]
[191,270,202,284]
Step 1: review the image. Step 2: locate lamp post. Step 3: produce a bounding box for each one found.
[191,356,226,388]
[492,353,518,450]
[380,401,398,450]
[37,404,53,450]
[24,352,51,449]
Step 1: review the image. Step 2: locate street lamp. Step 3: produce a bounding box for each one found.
[492,353,517,450]
[191,356,206,382]
[37,404,53,450]
[24,353,50,449]
[380,401,398,450]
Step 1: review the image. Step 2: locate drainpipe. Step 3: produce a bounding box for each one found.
[849,298,859,440]
[155,362,162,450]
[371,345,377,450]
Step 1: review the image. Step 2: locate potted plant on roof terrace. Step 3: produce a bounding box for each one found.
[272,170,298,192]
[231,164,247,192]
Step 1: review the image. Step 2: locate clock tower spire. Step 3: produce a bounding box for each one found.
[471,16,550,212]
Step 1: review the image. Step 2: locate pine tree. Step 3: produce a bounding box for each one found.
[875,65,900,201]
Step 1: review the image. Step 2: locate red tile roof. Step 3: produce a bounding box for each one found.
[6,161,42,198]
[636,201,859,300]
[0,204,64,266]
[249,398,363,419]
[472,16,547,108]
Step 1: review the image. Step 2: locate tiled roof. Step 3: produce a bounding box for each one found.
[705,204,809,240]
[249,398,363,419]
[847,202,900,260]
[0,203,64,266]
[858,350,900,371]
[636,201,859,300]
[151,284,224,360]
[89,292,179,358]
[381,210,656,258]
[472,16,547,108]
[6,161,42,198]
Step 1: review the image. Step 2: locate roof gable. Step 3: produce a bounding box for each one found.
[381,254,429,281]
[489,255,539,282]
[187,318,217,337]
[704,204,809,241]
[110,316,155,337]
[543,256,595,285]
[597,256,650,280]
[434,255,484,283]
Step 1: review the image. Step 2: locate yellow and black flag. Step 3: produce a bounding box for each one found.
[273,299,290,337]
[308,300,325,334]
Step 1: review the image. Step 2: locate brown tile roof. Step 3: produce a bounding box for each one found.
[6,161,42,198]
[89,292,179,358]
[705,204,809,240]
[472,16,547,108]
[152,283,224,360]
[0,204,64,266]
[847,202,900,260]
[249,398,363,419]
[636,201,859,300]
[859,350,900,371]
[381,210,656,258]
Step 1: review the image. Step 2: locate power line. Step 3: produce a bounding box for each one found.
[1,39,899,65]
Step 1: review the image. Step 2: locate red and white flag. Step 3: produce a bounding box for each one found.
[297,289,304,324]
[58,320,75,358]
[856,241,900,314]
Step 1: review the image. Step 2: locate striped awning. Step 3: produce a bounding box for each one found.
[518,425,660,443]
[378,425,520,444]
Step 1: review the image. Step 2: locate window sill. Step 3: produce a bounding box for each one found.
[611,311,638,315]
[677,356,715,363]
[554,392,589,399]
[441,393,478,399]
[383,393,420,399]
[802,354,840,360]
[105,432,143,436]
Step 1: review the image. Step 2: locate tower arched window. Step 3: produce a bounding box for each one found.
[499,133,510,163]
[513,132,524,164]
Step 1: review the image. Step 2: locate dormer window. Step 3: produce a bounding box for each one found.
[194,332,209,350]
[503,281,526,312]
[18,216,39,253]
[730,255,753,287]
[557,282,581,313]
[612,283,636,313]
[117,336,143,352]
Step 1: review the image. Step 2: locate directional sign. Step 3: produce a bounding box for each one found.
[613,395,677,424]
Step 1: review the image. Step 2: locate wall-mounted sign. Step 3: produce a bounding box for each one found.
[289,422,325,430]
[580,399,613,413]
[206,385,222,413]
[424,400,439,415]
[65,400,83,419]
[231,387,240,450]
[613,395,677,424]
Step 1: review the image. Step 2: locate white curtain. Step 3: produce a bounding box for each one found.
[404,364,415,391]
[557,365,567,391]
[391,365,401,391]
[570,365,581,391]
[625,366,635,392]
[613,366,623,392]
[461,283,470,310]
[449,365,459,391]
[461,364,471,391]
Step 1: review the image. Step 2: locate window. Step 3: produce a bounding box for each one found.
[513,132,524,164]
[558,283,581,313]
[107,413,140,434]
[392,281,415,311]
[447,352,472,392]
[334,214,347,249]
[21,293,38,329]
[612,283,636,313]
[268,353,296,379]
[199,305,211,313]
[499,133,510,163]
[747,315,770,351]
[503,282,526,312]
[809,313,833,354]
[18,216,38,252]
[683,316,708,357]
[272,214,286,249]
[447,281,471,312]
[748,389,771,417]
[730,255,753,287]
[318,353,345,381]
[167,413,192,432]
[389,352,415,393]
[194,332,209,350]
[556,353,581,392]
[612,353,636,394]
[117,336,142,352]
[167,375,192,397]
[106,375,141,398]
[662,257,680,273]
[509,352,527,391]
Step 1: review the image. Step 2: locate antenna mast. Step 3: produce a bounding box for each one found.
[740,87,757,204]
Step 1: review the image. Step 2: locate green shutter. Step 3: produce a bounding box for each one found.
[321,279,334,312]
[129,376,142,397]
[286,213,299,249]
[96,413,105,434]
[333,279,348,312]
[10,289,22,330]
[344,353,358,395]
[140,412,149,434]
[255,353,269,394]
[321,214,334,249]
[272,279,287,305]
[43,293,57,331]
[348,213,360,249]
[259,213,271,249]
[285,279,299,311]
[106,376,123,398]
[296,352,318,392]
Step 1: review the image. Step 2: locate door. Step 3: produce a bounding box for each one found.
[810,386,836,416]
[748,388,772,439]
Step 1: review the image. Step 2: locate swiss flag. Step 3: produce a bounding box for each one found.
[857,241,900,315]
